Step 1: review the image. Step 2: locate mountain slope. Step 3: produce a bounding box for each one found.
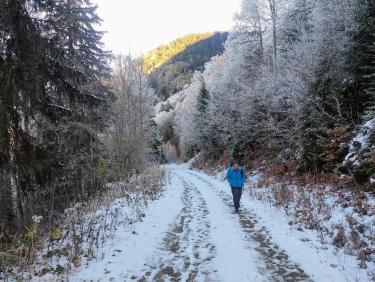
[147,32,228,100]
[143,33,215,73]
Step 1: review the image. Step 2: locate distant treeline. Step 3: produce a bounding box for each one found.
[146,32,228,100]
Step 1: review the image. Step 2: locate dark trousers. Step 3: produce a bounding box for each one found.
[231,187,242,209]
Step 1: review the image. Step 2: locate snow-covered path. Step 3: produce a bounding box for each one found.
[68,164,369,282]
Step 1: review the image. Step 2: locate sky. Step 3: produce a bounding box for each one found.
[93,0,241,55]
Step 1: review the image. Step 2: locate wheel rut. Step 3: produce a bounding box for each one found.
[186,171,312,282]
[134,174,217,282]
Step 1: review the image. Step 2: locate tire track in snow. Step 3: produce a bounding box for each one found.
[186,170,312,282]
[136,175,218,282]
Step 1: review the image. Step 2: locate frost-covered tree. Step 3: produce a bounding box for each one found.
[106,56,157,178]
[173,72,202,159]
[279,0,314,49]
[158,0,375,181]
[296,0,360,171]
[234,0,268,59]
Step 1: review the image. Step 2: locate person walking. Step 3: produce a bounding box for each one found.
[226,160,246,213]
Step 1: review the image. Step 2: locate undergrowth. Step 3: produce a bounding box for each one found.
[0,166,166,281]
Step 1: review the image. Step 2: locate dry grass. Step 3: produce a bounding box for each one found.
[192,150,231,174]
[259,161,353,187]
[0,165,166,281]
[250,173,375,269]
[197,154,375,270]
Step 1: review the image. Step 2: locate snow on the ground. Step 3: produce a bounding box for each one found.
[65,165,266,281]
[172,165,264,282]
[344,117,375,166]
[244,172,375,267]
[67,171,185,281]
[189,168,373,282]
[50,163,374,281]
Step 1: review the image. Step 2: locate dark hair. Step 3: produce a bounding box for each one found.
[232,159,239,165]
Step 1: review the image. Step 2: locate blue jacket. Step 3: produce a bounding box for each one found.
[226,167,246,188]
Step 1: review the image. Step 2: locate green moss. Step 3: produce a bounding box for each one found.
[97,159,106,175]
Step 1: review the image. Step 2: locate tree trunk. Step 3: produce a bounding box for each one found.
[268,0,277,72]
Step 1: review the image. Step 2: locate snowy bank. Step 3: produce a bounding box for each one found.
[190,166,375,281]
[6,166,166,281]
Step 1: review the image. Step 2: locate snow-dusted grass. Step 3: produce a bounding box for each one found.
[7,162,374,281]
[68,168,185,281]
[75,164,260,281]
[249,174,375,267]
[190,166,375,281]
[4,166,166,281]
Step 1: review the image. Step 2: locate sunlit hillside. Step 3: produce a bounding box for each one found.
[146,32,228,100]
[142,32,214,73]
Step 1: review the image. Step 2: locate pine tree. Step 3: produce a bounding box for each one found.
[149,115,165,162]
[365,41,375,112]
[298,57,349,172]
[350,1,375,183]
[0,0,50,230]
[296,0,366,172]
[344,0,375,122]
[0,0,110,231]
[361,1,375,117]
[42,0,110,107]
[195,81,210,147]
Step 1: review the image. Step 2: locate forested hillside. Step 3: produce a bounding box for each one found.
[155,0,375,186]
[147,32,228,100]
[0,0,159,248]
[142,33,214,73]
